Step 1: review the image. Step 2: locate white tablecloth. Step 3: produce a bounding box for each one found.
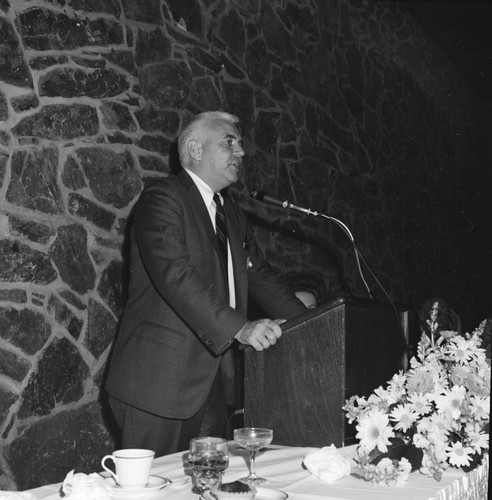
[24,443,488,500]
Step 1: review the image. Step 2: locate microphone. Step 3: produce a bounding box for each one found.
[249,189,319,216]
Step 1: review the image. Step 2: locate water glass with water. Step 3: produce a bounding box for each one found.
[188,437,229,493]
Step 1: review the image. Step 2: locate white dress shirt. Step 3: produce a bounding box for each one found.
[184,168,236,308]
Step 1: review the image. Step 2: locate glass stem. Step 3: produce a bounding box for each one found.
[249,450,258,478]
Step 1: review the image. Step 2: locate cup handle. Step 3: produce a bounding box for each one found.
[101,455,118,483]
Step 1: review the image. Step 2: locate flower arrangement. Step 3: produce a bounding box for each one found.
[343,305,490,486]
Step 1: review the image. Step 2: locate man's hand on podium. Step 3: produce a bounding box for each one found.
[235,319,285,351]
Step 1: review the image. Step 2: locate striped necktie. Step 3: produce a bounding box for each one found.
[213,193,228,266]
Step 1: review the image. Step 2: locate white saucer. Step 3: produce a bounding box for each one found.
[169,476,191,487]
[202,487,288,500]
[106,475,169,498]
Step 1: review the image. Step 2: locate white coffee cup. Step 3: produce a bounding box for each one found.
[101,448,155,488]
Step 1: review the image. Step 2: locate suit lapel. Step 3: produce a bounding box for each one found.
[178,169,227,269]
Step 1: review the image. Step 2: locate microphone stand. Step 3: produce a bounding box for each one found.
[262,200,411,361]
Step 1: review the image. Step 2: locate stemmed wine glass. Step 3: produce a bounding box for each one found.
[233,427,273,486]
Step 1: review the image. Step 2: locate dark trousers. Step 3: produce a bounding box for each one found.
[108,367,228,457]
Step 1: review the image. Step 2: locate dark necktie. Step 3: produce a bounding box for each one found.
[213,193,228,266]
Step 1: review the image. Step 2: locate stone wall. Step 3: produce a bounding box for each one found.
[0,0,489,491]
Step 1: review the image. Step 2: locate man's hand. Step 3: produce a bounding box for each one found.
[235,319,283,351]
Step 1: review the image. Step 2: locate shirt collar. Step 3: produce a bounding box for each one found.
[184,168,217,207]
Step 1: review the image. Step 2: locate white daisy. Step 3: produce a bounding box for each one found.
[469,396,490,420]
[467,430,489,453]
[407,392,432,415]
[356,409,394,453]
[445,442,473,467]
[389,404,418,432]
[446,336,475,365]
[435,385,466,419]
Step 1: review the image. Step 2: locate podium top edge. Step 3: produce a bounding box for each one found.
[280,294,410,332]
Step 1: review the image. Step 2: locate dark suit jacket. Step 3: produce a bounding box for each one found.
[105,170,306,419]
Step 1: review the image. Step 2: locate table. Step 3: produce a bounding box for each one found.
[25,444,488,500]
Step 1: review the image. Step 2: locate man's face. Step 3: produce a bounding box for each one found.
[197,118,245,192]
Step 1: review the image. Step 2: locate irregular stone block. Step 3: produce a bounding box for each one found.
[28,55,69,70]
[220,54,245,80]
[59,290,86,311]
[68,192,116,230]
[134,106,180,134]
[0,17,33,88]
[135,28,172,66]
[255,110,280,151]
[70,0,122,17]
[12,104,99,139]
[283,3,319,37]
[6,146,64,214]
[270,66,289,102]
[106,131,134,144]
[39,67,129,99]
[137,134,172,155]
[280,64,305,94]
[279,112,297,143]
[101,101,136,131]
[0,151,8,187]
[245,39,271,87]
[188,46,223,74]
[9,402,114,490]
[0,348,31,382]
[10,93,39,113]
[0,90,8,121]
[0,240,57,285]
[166,0,202,36]
[47,294,84,340]
[9,216,55,245]
[97,260,123,317]
[0,289,27,303]
[0,306,51,355]
[16,8,91,50]
[16,8,123,50]
[139,155,168,173]
[61,155,87,191]
[139,60,192,108]
[49,224,96,295]
[189,77,222,110]
[260,3,296,61]
[75,147,141,208]
[0,386,17,427]
[0,131,9,147]
[85,298,116,358]
[120,0,162,24]
[18,337,88,419]
[218,9,245,58]
[103,50,137,75]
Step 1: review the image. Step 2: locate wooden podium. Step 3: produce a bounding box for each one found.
[244,295,408,448]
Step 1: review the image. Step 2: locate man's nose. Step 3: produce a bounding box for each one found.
[234,144,245,157]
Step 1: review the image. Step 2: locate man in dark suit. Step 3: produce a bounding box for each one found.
[104,111,307,456]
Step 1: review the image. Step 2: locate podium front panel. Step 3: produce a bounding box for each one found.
[244,297,407,447]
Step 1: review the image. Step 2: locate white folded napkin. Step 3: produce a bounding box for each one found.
[0,493,33,500]
[61,470,111,500]
[303,444,352,483]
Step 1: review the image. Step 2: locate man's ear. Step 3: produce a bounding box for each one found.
[188,139,202,161]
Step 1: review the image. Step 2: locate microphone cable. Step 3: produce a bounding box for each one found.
[249,189,411,360]
[319,212,411,361]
